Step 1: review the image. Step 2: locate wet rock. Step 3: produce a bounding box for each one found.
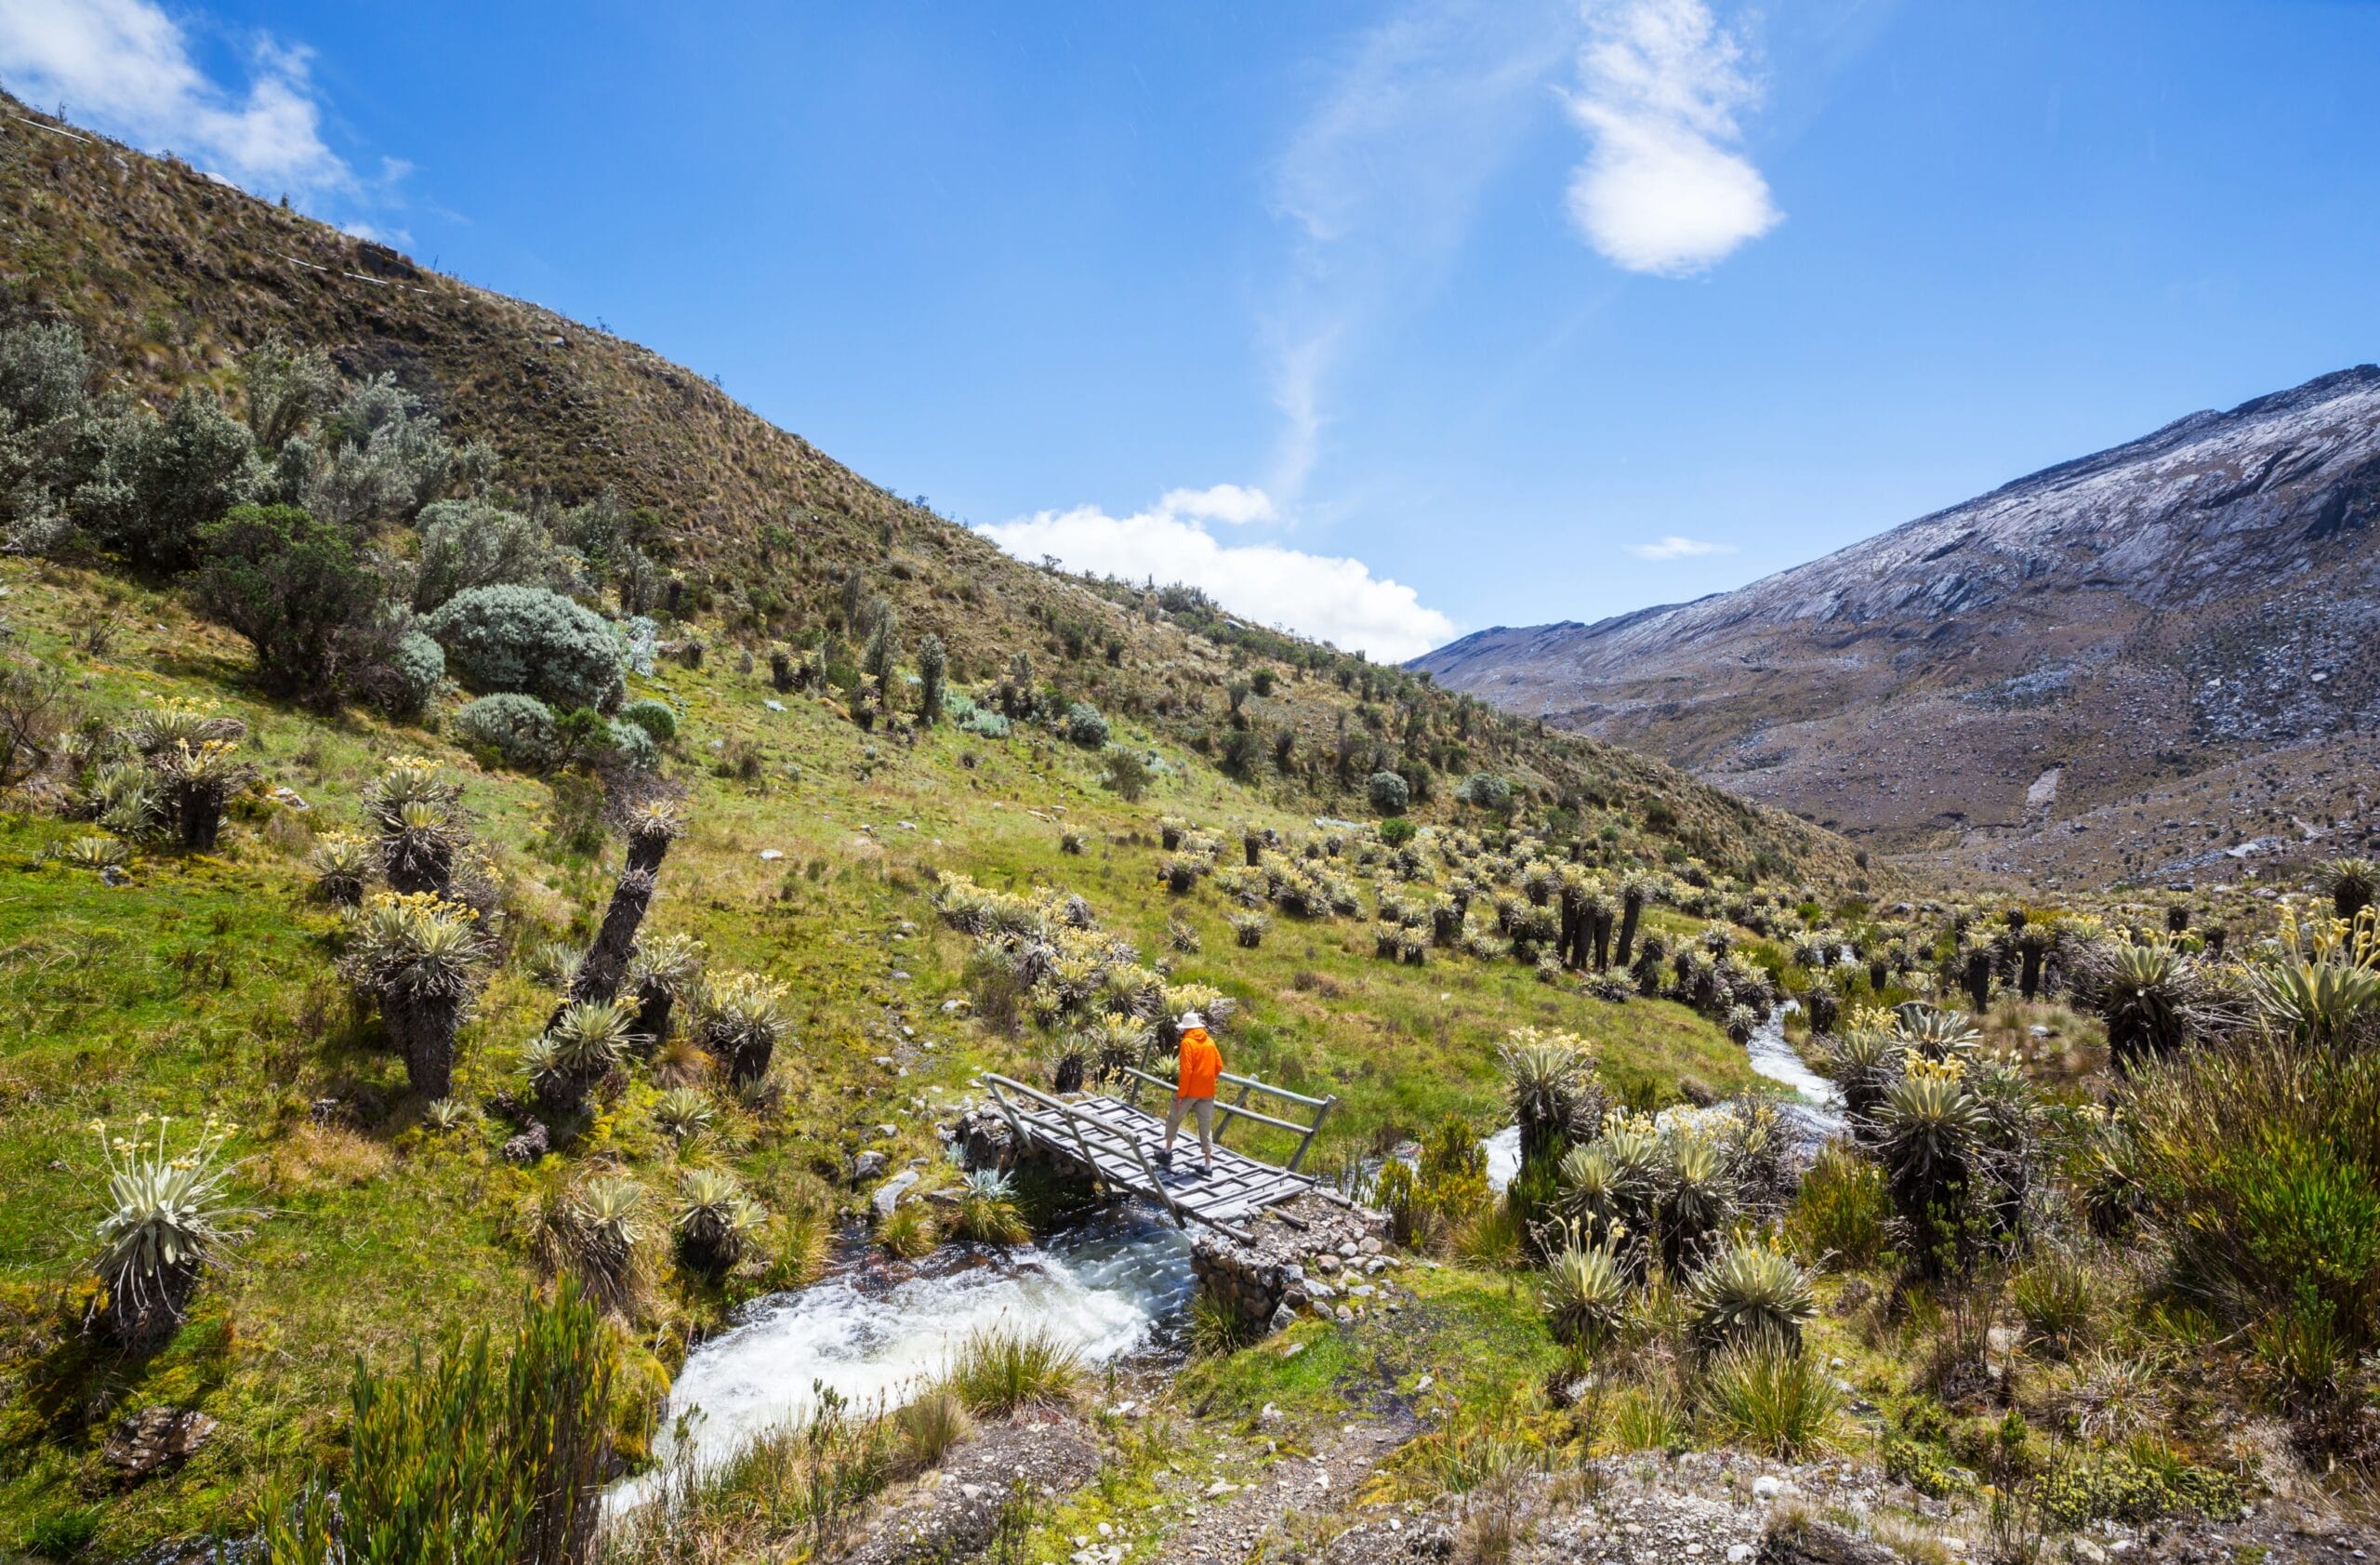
[872,1169,919,1216]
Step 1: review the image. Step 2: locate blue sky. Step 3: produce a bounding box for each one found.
[4,1,2378,659]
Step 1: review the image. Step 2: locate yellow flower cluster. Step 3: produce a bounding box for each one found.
[1905,1054,1968,1084]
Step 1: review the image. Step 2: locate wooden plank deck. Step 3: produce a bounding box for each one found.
[978,1072,1334,1240]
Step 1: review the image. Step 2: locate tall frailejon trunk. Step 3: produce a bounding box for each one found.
[385,838,452,896]
[178,787,224,852]
[1964,951,1991,1014]
[1431,902,1461,947]
[1590,906,1614,972]
[572,869,658,1008]
[728,1028,776,1089]
[2019,946,2045,1001]
[404,992,459,1100]
[1615,891,1644,968]
[631,982,676,1051]
[1557,889,1582,970]
[565,827,675,1007]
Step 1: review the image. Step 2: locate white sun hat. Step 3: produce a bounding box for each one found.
[1178,1011,1205,1030]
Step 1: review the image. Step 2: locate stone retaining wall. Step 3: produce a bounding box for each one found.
[1190,1190,1396,1334]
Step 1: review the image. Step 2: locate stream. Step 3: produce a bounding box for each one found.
[1480,1006,1843,1190]
[625,1206,1195,1492]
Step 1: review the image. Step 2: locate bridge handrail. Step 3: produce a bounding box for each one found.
[1115,1066,1337,1173]
[979,1071,1186,1227]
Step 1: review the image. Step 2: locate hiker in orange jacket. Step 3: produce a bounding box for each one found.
[1159,1010,1221,1174]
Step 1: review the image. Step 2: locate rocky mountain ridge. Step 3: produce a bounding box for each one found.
[1415,366,2380,885]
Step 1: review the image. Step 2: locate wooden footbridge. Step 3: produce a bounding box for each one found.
[978,1067,1338,1242]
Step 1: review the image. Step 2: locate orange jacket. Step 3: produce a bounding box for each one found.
[1175,1027,1222,1099]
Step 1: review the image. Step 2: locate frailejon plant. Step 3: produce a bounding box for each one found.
[1873,1057,1988,1280]
[699,970,792,1088]
[342,892,494,1099]
[2090,941,2202,1074]
[87,1112,254,1345]
[308,830,374,907]
[1541,1238,1630,1350]
[649,1086,714,1144]
[367,758,464,896]
[2248,906,2380,1047]
[674,1166,766,1276]
[1500,1028,1595,1168]
[532,997,640,1115]
[1688,1239,1816,1352]
[153,736,251,851]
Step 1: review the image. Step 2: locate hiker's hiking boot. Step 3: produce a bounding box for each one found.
[1156,1147,1174,1171]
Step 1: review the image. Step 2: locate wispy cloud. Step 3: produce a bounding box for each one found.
[0,0,352,196]
[1626,534,1737,561]
[980,487,1457,663]
[1563,0,1780,275]
[1264,0,1573,497]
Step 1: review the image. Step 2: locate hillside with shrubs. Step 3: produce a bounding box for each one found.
[0,96,2377,1565]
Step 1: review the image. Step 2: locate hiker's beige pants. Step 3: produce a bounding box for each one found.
[1165,1094,1215,1156]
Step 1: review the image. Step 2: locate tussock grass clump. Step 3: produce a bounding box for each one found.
[895,1387,973,1468]
[874,1201,936,1259]
[602,1385,898,1563]
[942,1322,1082,1414]
[1700,1336,1841,1458]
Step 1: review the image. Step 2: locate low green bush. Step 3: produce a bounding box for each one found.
[454,694,560,771]
[1786,1141,1891,1269]
[2119,1034,2380,1388]
[616,697,676,742]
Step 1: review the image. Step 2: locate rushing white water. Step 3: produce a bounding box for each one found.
[639,1211,1194,1482]
[1481,1124,1522,1191]
[1746,1006,1844,1141]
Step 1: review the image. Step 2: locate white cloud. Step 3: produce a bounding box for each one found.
[1563,0,1780,275]
[0,0,350,194]
[981,490,1457,663]
[1626,534,1737,561]
[1157,484,1277,526]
